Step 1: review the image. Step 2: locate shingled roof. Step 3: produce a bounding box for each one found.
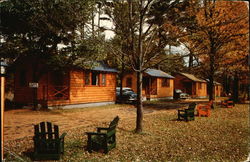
[179,73,206,82]
[206,79,222,85]
[92,62,118,73]
[144,69,174,78]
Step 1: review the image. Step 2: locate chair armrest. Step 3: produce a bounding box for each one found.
[60,132,67,140]
[97,127,109,133]
[185,109,194,113]
[178,109,185,113]
[197,104,209,110]
[86,132,106,136]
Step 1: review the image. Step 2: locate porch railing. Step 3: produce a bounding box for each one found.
[48,86,69,100]
[150,88,157,95]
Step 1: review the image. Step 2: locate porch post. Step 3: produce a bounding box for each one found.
[149,77,151,97]
[1,76,5,159]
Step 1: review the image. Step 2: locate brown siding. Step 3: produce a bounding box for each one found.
[14,61,117,107]
[122,73,137,93]
[214,85,222,97]
[195,82,207,97]
[48,70,116,106]
[173,74,191,93]
[123,72,174,99]
[14,64,35,104]
[173,73,207,98]
[157,78,174,98]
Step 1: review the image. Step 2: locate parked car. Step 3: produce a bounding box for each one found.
[180,92,190,99]
[116,87,137,104]
[174,89,190,99]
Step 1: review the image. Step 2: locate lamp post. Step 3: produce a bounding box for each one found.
[0,59,7,160]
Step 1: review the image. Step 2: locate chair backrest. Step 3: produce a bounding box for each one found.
[188,102,196,110]
[108,116,120,131]
[34,122,59,140]
[208,100,213,108]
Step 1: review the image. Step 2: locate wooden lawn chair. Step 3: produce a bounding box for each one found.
[33,122,67,160]
[177,102,196,121]
[221,100,234,108]
[197,100,213,117]
[86,116,119,154]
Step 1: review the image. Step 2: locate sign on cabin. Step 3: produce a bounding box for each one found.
[29,82,39,88]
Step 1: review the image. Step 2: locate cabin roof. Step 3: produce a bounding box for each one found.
[179,73,206,82]
[205,79,221,85]
[91,62,118,73]
[145,69,174,78]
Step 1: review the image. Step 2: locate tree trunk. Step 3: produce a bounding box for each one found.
[91,7,95,37]
[208,77,214,101]
[208,37,215,101]
[134,0,144,133]
[32,61,39,110]
[222,74,228,96]
[119,54,125,100]
[208,63,215,101]
[232,72,239,103]
[135,71,143,133]
[188,53,193,69]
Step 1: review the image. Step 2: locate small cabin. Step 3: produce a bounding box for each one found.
[214,82,223,97]
[206,80,223,97]
[173,73,207,98]
[14,59,117,109]
[122,69,174,100]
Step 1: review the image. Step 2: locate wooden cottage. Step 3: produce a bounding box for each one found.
[122,69,174,100]
[173,73,207,98]
[206,80,223,97]
[214,82,223,97]
[14,59,118,109]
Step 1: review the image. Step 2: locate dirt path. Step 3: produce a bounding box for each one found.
[4,104,176,141]
[4,98,224,142]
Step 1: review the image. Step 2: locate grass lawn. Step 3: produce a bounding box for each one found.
[4,103,249,162]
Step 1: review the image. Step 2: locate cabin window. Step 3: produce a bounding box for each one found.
[101,74,106,86]
[198,83,202,89]
[162,78,170,87]
[85,71,90,85]
[19,70,27,86]
[91,72,99,86]
[126,77,132,87]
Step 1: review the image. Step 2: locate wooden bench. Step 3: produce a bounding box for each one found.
[178,102,196,121]
[86,116,120,154]
[33,122,67,160]
[197,100,213,117]
[221,100,234,108]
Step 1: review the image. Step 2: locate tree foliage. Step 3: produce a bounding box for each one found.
[0,0,104,69]
[178,0,249,100]
[102,0,189,133]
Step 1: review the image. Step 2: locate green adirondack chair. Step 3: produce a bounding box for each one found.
[33,122,67,160]
[86,116,120,154]
[178,102,196,121]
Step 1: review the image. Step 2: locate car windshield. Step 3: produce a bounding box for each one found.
[175,89,182,93]
[116,88,134,93]
[123,89,134,93]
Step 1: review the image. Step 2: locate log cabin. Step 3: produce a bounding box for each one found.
[206,80,223,97]
[14,59,118,109]
[214,81,223,97]
[172,73,207,98]
[122,69,174,100]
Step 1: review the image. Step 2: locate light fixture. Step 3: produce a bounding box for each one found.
[0,59,7,76]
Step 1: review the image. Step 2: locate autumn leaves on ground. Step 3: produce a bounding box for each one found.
[4,101,249,162]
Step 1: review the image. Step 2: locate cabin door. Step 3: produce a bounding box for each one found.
[143,77,150,96]
[183,82,192,95]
